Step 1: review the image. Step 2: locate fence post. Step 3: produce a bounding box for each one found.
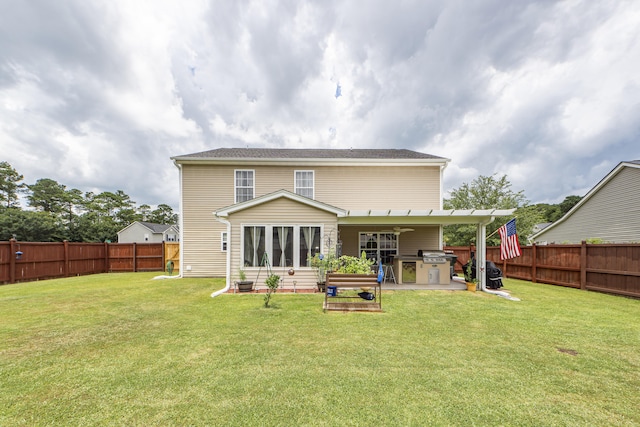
[532,243,537,283]
[63,240,69,277]
[133,242,137,272]
[162,241,166,272]
[104,242,109,273]
[9,239,16,284]
[580,240,587,290]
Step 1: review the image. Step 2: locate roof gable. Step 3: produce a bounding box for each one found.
[215,190,347,217]
[532,161,640,239]
[117,221,176,235]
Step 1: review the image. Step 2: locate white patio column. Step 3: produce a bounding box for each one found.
[476,221,487,290]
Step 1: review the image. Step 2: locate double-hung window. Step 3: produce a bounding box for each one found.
[235,170,254,203]
[221,232,228,252]
[295,170,314,199]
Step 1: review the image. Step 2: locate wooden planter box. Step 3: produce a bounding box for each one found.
[323,273,382,312]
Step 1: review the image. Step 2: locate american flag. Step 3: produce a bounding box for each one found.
[498,218,521,260]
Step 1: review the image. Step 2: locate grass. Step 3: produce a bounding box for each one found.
[1,273,639,426]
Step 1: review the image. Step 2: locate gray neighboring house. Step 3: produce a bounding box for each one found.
[117,221,180,243]
[531,160,640,244]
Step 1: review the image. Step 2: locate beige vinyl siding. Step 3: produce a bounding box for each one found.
[535,167,640,244]
[315,165,441,210]
[338,226,440,258]
[396,226,441,255]
[181,165,235,277]
[228,197,339,288]
[246,164,441,210]
[180,162,443,277]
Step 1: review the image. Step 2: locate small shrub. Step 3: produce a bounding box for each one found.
[336,251,374,274]
[263,273,280,308]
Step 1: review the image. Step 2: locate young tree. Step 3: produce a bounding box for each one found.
[444,174,528,246]
[0,161,25,209]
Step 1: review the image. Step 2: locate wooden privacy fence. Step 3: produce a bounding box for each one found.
[445,242,640,299]
[0,240,180,285]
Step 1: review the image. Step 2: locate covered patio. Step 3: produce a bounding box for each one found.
[337,208,515,291]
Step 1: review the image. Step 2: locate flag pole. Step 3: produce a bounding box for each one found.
[486,228,500,239]
[487,217,517,240]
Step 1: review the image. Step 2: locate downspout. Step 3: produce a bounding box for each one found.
[211,214,231,298]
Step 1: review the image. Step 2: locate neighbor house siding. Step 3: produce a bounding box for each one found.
[118,223,172,243]
[118,223,162,243]
[227,198,339,288]
[535,167,640,244]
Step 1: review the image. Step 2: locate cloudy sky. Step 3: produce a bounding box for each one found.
[2,0,639,210]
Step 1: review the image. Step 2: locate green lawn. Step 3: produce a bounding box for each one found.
[1,273,639,426]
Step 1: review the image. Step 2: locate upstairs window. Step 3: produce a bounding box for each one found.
[235,170,254,203]
[295,170,314,199]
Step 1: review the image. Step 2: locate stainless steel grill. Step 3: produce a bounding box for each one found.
[421,250,447,264]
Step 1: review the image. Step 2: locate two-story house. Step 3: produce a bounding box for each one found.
[117,221,179,243]
[531,160,640,244]
[171,148,513,291]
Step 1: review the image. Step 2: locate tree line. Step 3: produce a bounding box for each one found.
[443,174,582,247]
[0,161,177,242]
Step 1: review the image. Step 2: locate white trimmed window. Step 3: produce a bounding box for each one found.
[243,226,265,267]
[242,225,321,268]
[300,226,321,266]
[272,226,294,267]
[295,170,314,199]
[235,170,254,203]
[221,232,228,252]
[359,232,397,264]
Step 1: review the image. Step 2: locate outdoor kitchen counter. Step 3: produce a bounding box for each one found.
[393,255,451,286]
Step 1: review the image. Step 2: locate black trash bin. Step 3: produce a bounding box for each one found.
[462,258,504,289]
[444,252,458,278]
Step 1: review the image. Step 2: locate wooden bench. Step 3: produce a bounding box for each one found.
[323,273,382,312]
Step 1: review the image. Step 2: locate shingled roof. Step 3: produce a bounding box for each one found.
[173,147,446,161]
[139,222,174,233]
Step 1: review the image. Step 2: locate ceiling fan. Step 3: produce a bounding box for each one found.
[381,226,415,235]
